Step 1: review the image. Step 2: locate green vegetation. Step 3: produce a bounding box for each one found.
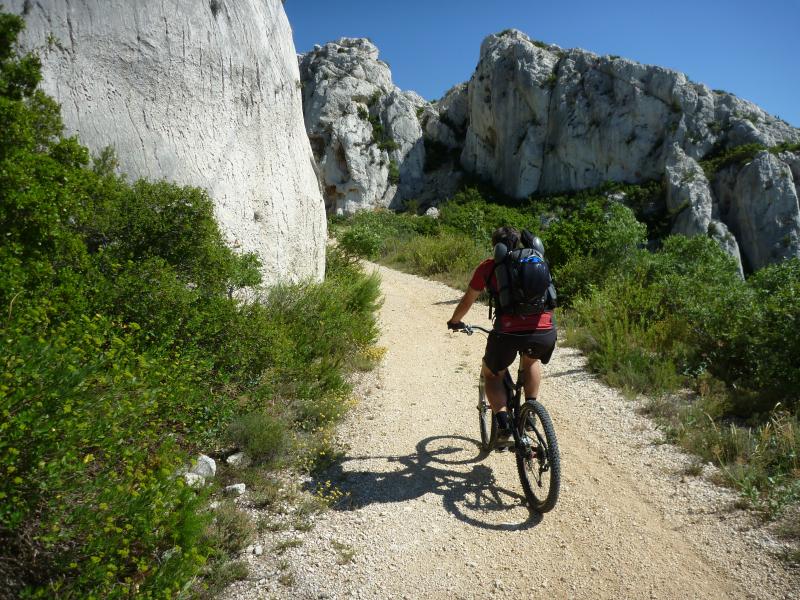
[368,113,400,153]
[700,140,800,178]
[0,13,380,597]
[388,159,400,184]
[332,180,800,522]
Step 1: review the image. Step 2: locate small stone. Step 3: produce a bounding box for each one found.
[224,483,246,497]
[226,452,250,468]
[424,206,440,218]
[191,454,216,479]
[184,472,205,488]
[253,544,263,556]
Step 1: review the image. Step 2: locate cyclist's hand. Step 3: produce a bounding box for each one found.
[447,320,465,331]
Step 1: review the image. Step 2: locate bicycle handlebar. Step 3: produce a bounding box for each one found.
[456,323,491,336]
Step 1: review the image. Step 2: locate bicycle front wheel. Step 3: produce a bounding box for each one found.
[516,400,560,512]
[477,374,496,450]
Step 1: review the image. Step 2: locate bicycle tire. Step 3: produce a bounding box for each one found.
[515,400,560,512]
[477,374,496,450]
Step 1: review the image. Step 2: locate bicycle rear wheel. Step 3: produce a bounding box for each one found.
[515,400,560,512]
[477,374,496,450]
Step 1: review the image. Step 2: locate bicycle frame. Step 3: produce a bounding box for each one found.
[461,324,531,453]
[457,322,561,511]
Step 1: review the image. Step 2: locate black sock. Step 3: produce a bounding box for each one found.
[495,411,511,432]
[526,396,537,402]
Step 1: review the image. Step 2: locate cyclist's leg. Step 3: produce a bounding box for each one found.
[481,362,508,414]
[482,333,516,419]
[519,328,557,400]
[521,354,542,399]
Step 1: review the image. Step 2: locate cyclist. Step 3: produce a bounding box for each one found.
[447,226,557,444]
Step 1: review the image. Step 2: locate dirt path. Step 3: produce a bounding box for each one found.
[224,263,799,599]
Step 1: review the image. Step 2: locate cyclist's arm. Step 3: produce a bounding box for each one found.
[449,286,481,324]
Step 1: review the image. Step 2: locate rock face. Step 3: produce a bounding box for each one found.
[300,29,800,269]
[664,144,743,272]
[456,30,799,199]
[10,0,326,283]
[729,152,800,270]
[299,38,427,215]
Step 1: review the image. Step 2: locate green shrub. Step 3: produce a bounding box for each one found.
[388,159,400,184]
[438,187,540,244]
[385,231,484,278]
[0,317,214,598]
[0,12,382,596]
[227,412,289,467]
[339,224,383,259]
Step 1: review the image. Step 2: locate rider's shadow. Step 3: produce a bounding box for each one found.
[313,435,542,531]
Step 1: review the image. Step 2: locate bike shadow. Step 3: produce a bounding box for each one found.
[313,434,543,531]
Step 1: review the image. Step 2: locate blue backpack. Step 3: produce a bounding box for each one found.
[487,232,556,318]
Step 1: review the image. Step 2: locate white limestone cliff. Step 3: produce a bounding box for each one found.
[10,0,325,283]
[729,152,800,271]
[664,144,743,273]
[460,30,799,199]
[299,38,426,215]
[299,29,799,269]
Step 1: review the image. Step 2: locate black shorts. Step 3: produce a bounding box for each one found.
[483,328,557,375]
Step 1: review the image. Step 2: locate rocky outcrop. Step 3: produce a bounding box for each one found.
[299,38,427,215]
[728,152,800,270]
[10,0,325,283]
[300,29,799,269]
[454,30,799,199]
[664,144,743,273]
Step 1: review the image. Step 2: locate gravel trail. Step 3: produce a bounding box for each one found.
[223,263,799,599]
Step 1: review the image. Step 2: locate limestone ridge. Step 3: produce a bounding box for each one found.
[299,38,430,215]
[453,30,800,271]
[10,0,326,283]
[303,29,800,271]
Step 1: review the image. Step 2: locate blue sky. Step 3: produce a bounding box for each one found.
[286,0,799,127]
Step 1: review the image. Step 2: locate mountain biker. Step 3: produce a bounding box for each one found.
[447,226,557,444]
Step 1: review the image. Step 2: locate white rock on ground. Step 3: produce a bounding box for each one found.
[190,454,216,479]
[226,452,250,468]
[9,0,326,283]
[224,483,246,497]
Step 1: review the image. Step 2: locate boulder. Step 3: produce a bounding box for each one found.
[299,38,427,214]
[729,152,800,270]
[224,483,246,497]
[665,144,713,237]
[226,452,250,468]
[9,0,326,283]
[190,454,216,479]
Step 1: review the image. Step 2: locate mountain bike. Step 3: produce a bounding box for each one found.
[460,323,560,513]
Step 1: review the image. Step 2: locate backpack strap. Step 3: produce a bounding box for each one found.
[484,262,498,321]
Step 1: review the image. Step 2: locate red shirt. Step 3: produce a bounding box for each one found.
[469,258,554,332]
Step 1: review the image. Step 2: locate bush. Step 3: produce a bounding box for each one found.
[438,187,540,244]
[339,224,383,259]
[227,412,289,467]
[0,317,214,598]
[0,13,381,597]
